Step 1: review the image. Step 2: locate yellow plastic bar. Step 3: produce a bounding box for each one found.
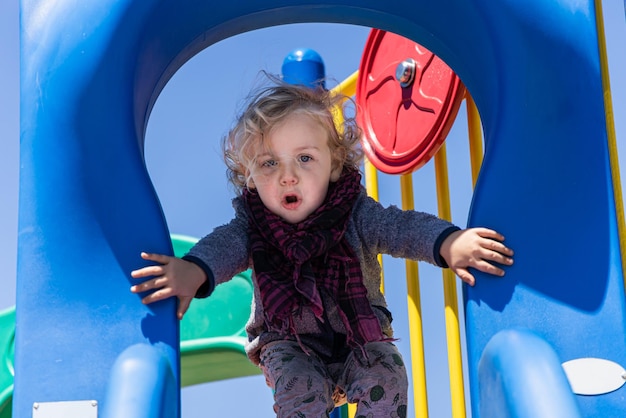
[335,70,359,97]
[434,144,467,418]
[329,71,358,135]
[400,174,430,418]
[364,160,380,202]
[465,94,484,187]
[594,0,626,285]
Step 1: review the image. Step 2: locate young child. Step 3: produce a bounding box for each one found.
[131,79,514,417]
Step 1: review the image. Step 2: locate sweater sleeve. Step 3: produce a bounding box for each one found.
[351,192,459,266]
[183,197,250,298]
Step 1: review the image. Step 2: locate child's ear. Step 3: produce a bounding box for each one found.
[330,147,346,182]
[330,163,342,182]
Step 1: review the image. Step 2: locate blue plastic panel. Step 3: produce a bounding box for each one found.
[16,1,624,417]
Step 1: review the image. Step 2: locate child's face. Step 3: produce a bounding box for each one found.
[249,113,341,224]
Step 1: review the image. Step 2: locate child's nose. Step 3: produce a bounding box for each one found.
[279,161,298,185]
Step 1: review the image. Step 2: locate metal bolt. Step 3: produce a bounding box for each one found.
[91,400,98,407]
[33,403,39,410]
[395,58,416,88]
[622,372,626,380]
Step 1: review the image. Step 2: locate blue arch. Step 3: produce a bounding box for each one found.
[16,0,623,417]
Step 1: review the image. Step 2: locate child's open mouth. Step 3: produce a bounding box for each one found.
[283,194,300,209]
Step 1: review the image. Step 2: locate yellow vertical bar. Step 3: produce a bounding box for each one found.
[594,0,626,284]
[465,94,484,187]
[400,174,430,418]
[364,160,380,199]
[434,144,467,418]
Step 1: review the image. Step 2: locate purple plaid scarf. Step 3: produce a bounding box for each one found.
[243,169,385,350]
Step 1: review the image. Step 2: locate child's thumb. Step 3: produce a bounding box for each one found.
[177,296,192,320]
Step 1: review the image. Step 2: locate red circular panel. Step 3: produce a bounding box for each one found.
[356,29,466,174]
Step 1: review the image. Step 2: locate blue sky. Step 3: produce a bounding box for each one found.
[1,2,625,418]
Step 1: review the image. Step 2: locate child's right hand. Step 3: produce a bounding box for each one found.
[130,252,207,319]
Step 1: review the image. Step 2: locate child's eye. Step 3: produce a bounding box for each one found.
[261,159,278,168]
[298,155,313,163]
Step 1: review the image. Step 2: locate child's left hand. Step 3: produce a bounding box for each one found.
[439,227,514,286]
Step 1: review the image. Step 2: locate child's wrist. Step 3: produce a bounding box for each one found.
[182,255,215,298]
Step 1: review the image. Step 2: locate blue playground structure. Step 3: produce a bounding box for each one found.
[8,0,626,417]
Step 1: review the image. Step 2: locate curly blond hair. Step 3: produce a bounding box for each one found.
[222,76,363,193]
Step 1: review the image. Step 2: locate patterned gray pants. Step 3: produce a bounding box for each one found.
[259,340,408,418]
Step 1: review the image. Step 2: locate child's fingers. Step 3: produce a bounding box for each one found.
[475,229,515,255]
[473,259,506,277]
[130,276,169,293]
[131,252,173,278]
[130,264,165,279]
[140,252,172,264]
[177,296,193,320]
[473,227,505,242]
[456,268,476,286]
[485,240,514,257]
[481,246,514,266]
[140,287,174,305]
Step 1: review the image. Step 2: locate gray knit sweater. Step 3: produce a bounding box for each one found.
[184,190,458,365]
